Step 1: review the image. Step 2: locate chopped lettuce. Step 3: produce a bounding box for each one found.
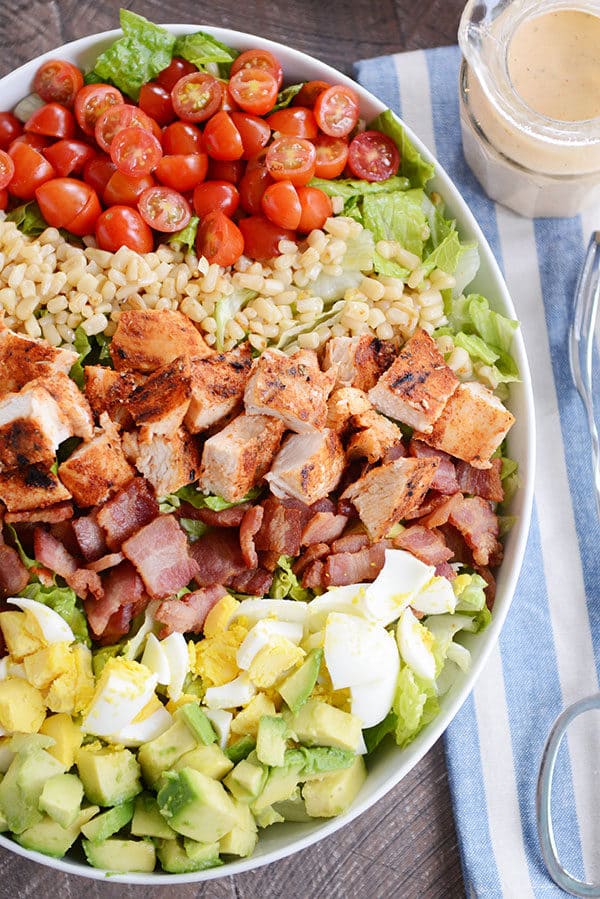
[445,294,520,383]
[420,229,464,278]
[363,710,398,753]
[178,518,208,541]
[92,643,123,677]
[450,244,480,300]
[271,83,303,112]
[452,573,487,612]
[160,484,263,513]
[69,326,112,388]
[467,294,518,353]
[270,555,311,602]
[309,175,410,200]
[393,665,440,749]
[454,332,500,366]
[369,109,435,188]
[173,31,238,76]
[19,583,90,646]
[214,289,257,351]
[6,525,37,571]
[6,201,47,237]
[362,189,426,277]
[167,216,199,253]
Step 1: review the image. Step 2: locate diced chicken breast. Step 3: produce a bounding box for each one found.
[322,334,397,391]
[84,366,139,428]
[0,384,72,471]
[58,413,134,506]
[122,427,201,497]
[199,413,285,503]
[0,465,71,512]
[266,428,345,505]
[326,387,372,432]
[368,329,459,432]
[126,356,191,440]
[346,409,404,463]
[0,325,78,398]
[244,348,336,433]
[341,456,439,540]
[414,380,515,469]
[185,343,253,434]
[110,309,212,372]
[33,373,94,441]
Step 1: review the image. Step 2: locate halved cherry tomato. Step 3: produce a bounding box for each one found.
[347,130,400,182]
[171,73,223,123]
[293,80,330,108]
[231,49,284,89]
[266,136,316,186]
[238,215,295,260]
[83,154,116,195]
[94,104,155,153]
[96,205,154,254]
[104,171,155,207]
[0,189,8,211]
[0,151,15,190]
[156,57,197,93]
[0,112,23,151]
[74,84,123,136]
[207,158,245,184]
[230,112,270,159]
[297,185,333,232]
[196,210,244,267]
[9,133,52,152]
[203,111,243,162]
[110,126,163,178]
[154,153,208,192]
[162,121,204,155]
[267,107,318,140]
[221,90,240,113]
[43,139,96,177]
[8,142,55,199]
[34,60,83,107]
[35,178,101,235]
[261,180,301,230]
[193,180,240,218]
[139,83,175,126]
[239,164,273,214]
[314,85,360,138]
[313,133,349,179]
[138,186,191,232]
[25,103,76,140]
[228,68,278,116]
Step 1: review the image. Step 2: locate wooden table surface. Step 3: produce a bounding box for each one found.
[0,2,466,896]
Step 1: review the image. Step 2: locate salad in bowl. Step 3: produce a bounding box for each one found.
[0,10,533,882]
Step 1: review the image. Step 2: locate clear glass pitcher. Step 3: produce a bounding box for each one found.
[458,0,600,218]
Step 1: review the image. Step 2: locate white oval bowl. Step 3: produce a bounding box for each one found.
[0,24,535,884]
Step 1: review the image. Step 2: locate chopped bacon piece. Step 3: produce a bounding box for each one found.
[310,497,336,514]
[49,519,80,557]
[72,512,107,562]
[184,502,251,528]
[302,559,325,589]
[228,568,273,596]
[155,585,228,638]
[97,478,158,550]
[418,493,464,528]
[448,496,502,567]
[30,564,54,587]
[455,458,504,502]
[382,442,407,463]
[84,560,146,638]
[409,440,460,495]
[394,525,453,566]
[435,561,456,580]
[65,568,103,602]
[97,605,134,645]
[122,515,199,600]
[293,543,329,577]
[258,550,280,571]
[254,497,305,556]
[189,528,248,587]
[437,523,472,565]
[87,552,125,573]
[330,532,370,554]
[240,505,264,569]
[33,527,78,577]
[301,511,348,547]
[323,542,387,586]
[0,538,28,597]
[5,501,73,524]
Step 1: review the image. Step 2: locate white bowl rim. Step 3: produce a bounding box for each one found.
[0,23,536,885]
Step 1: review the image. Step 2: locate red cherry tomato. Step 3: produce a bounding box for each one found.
[0,112,23,151]
[314,85,360,138]
[266,136,316,186]
[296,186,333,232]
[43,139,96,177]
[238,215,295,260]
[96,205,154,254]
[8,142,55,199]
[196,210,244,267]
[83,154,116,195]
[267,107,318,139]
[171,73,223,123]
[203,111,243,162]
[0,189,8,211]
[74,84,123,136]
[9,133,52,152]
[220,90,240,113]
[162,121,204,155]
[193,180,240,218]
[138,186,191,233]
[94,104,155,153]
[347,130,401,182]
[0,150,15,190]
[110,126,163,178]
[35,178,101,235]
[33,60,83,108]
[155,57,197,93]
[154,153,208,192]
[228,68,278,116]
[207,158,245,184]
[261,180,301,230]
[25,103,76,140]
[293,80,330,108]
[139,83,175,126]
[104,171,155,207]
[313,134,349,179]
[231,49,284,89]
[239,164,273,215]
[230,112,270,159]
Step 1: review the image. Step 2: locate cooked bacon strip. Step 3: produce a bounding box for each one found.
[302,559,325,589]
[189,528,248,587]
[240,505,264,568]
[65,568,103,602]
[394,525,453,566]
[330,532,370,554]
[97,478,158,550]
[409,439,460,495]
[301,511,348,547]
[84,560,146,638]
[30,564,54,587]
[155,585,228,638]
[258,550,280,571]
[86,552,125,573]
[415,492,464,527]
[448,496,502,567]
[455,458,504,502]
[72,512,108,562]
[5,501,73,524]
[185,502,251,528]
[323,542,387,587]
[435,561,456,580]
[122,515,199,600]
[0,537,28,597]
[254,497,305,556]
[293,542,329,577]
[229,568,273,596]
[33,527,78,577]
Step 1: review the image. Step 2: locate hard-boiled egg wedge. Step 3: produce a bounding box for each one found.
[123,600,161,660]
[204,672,257,710]
[411,576,457,616]
[350,675,398,730]
[324,611,399,690]
[307,584,368,632]
[236,619,303,670]
[229,598,308,627]
[362,550,435,627]
[141,633,171,684]
[395,608,436,681]
[160,632,189,701]
[109,696,172,747]
[82,659,158,737]
[7,597,74,644]
[204,708,232,749]
[0,657,26,681]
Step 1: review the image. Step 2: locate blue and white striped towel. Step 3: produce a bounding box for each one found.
[355,46,600,898]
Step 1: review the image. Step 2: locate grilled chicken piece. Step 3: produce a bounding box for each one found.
[341,456,439,540]
[368,329,459,432]
[58,413,134,507]
[110,309,212,372]
[322,334,397,391]
[326,387,372,432]
[266,428,345,505]
[0,465,71,512]
[84,366,139,428]
[185,343,253,434]
[126,356,191,440]
[34,373,94,441]
[122,427,201,497]
[199,413,285,503]
[0,383,73,471]
[0,324,78,398]
[244,348,336,433]
[414,380,515,469]
[346,409,404,464]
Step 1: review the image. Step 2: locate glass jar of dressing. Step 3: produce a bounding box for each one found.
[458,0,600,218]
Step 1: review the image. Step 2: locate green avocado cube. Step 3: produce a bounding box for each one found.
[290,699,363,752]
[155,837,223,873]
[76,746,141,806]
[297,746,356,780]
[252,759,303,814]
[80,800,135,842]
[174,705,217,745]
[254,805,285,828]
[157,768,237,843]
[174,743,233,780]
[224,735,256,764]
[223,755,267,803]
[16,805,98,859]
[273,789,312,822]
[256,716,288,767]
[38,773,84,828]
[278,649,323,713]
[219,800,258,857]
[302,756,367,817]
[138,719,197,789]
[83,837,156,873]
[132,794,176,840]
[0,749,65,834]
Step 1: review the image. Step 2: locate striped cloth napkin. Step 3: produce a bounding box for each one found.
[355,46,600,898]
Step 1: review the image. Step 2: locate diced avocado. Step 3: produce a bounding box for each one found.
[16,805,97,858]
[252,759,304,813]
[295,746,356,780]
[302,756,367,817]
[0,807,8,832]
[0,748,65,834]
[76,745,142,806]
[174,704,217,745]
[278,649,323,714]
[8,734,55,754]
[38,773,84,828]
[40,714,83,769]
[223,754,267,803]
[155,837,223,873]
[0,738,15,774]
[254,805,285,828]
[138,718,197,789]
[225,735,256,764]
[219,800,258,857]
[273,789,312,822]
[132,794,176,840]
[158,768,237,843]
[83,837,156,873]
[174,744,233,780]
[291,700,363,752]
[256,715,288,767]
[80,800,135,842]
[183,837,221,864]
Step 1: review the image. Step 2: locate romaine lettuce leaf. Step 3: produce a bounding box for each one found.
[160,484,263,513]
[6,525,37,571]
[270,555,311,602]
[369,109,435,188]
[446,294,520,383]
[452,573,487,612]
[420,229,463,277]
[362,189,425,277]
[167,216,199,253]
[69,327,112,388]
[393,665,440,749]
[271,83,303,112]
[454,332,500,366]
[173,31,238,74]
[19,583,90,646]
[363,710,398,753]
[465,294,519,353]
[179,518,208,541]
[214,289,256,351]
[309,174,410,200]
[6,201,47,237]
